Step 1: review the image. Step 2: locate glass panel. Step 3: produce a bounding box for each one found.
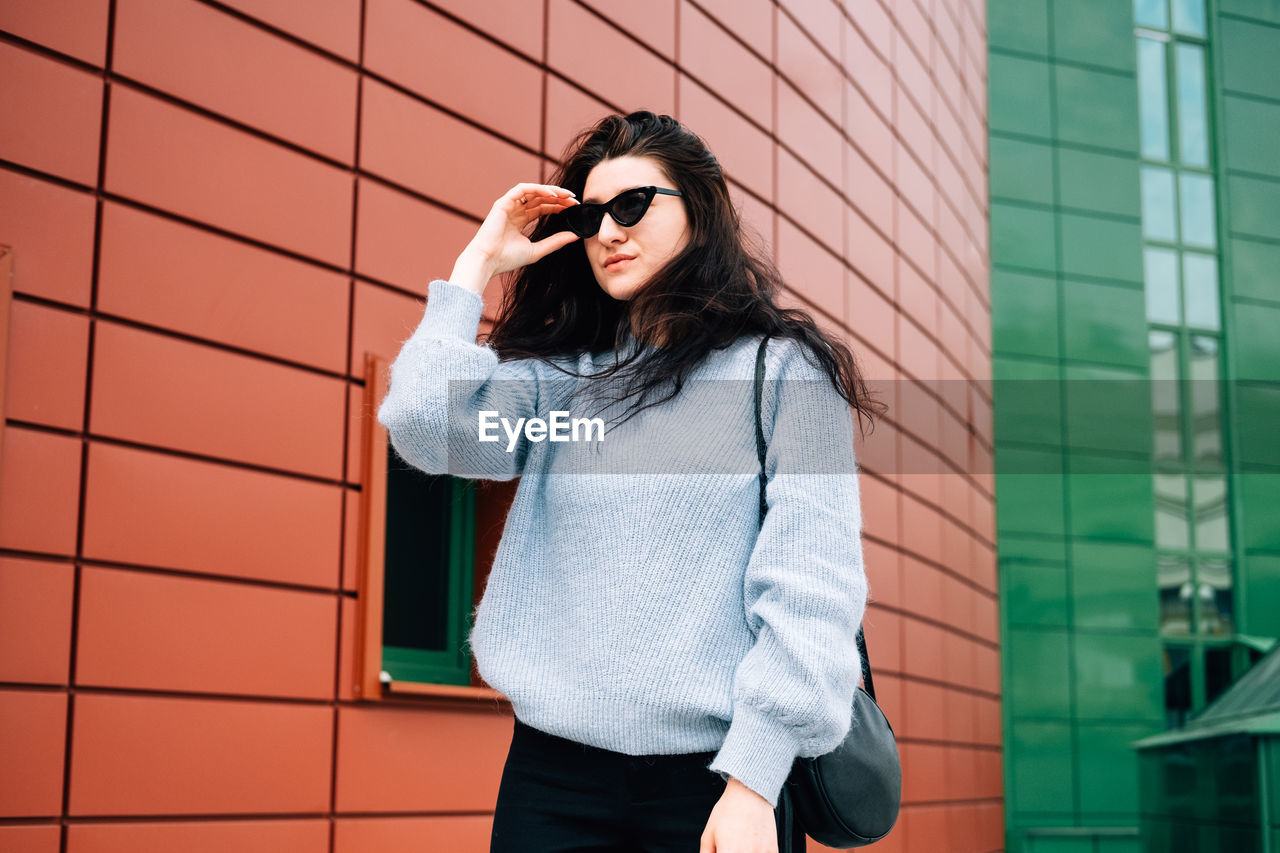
[1150,329,1182,464]
[1192,475,1229,551]
[1178,173,1217,247]
[1188,335,1222,467]
[1182,253,1219,329]
[1154,473,1189,548]
[1175,44,1208,167]
[384,456,453,653]
[1162,643,1191,727]
[1143,167,1178,241]
[1172,0,1206,37]
[1145,247,1181,324]
[1198,559,1234,637]
[1138,38,1171,161]
[1136,0,1170,30]
[1204,645,1233,701]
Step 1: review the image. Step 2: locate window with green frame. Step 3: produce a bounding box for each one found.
[1134,0,1247,726]
[356,353,488,700]
[381,447,476,687]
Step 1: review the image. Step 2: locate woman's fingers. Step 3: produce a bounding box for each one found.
[528,229,580,262]
[526,201,574,216]
[502,183,576,207]
[468,183,578,275]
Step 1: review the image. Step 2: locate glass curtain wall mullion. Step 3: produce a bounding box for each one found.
[1135,0,1233,721]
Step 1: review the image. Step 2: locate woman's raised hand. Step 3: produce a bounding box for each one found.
[458,183,581,282]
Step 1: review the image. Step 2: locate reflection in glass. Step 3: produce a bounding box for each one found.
[1145,248,1180,324]
[1143,167,1178,241]
[1159,557,1193,636]
[1162,644,1191,728]
[1204,644,1233,702]
[1198,558,1234,637]
[1155,473,1189,548]
[1137,38,1170,161]
[1188,335,1222,467]
[1192,475,1229,551]
[1182,253,1219,329]
[1172,0,1206,37]
[1176,44,1208,167]
[1135,0,1170,30]
[1150,330,1182,464]
[1178,173,1217,247]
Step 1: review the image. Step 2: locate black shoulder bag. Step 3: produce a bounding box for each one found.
[753,335,902,850]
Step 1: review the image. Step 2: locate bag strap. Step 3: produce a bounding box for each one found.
[754,335,876,701]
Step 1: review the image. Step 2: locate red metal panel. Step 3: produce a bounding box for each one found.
[0,169,96,307]
[583,0,677,60]
[0,0,109,65]
[334,705,510,812]
[777,146,842,253]
[0,690,66,816]
[112,0,358,163]
[777,9,842,123]
[775,215,845,317]
[217,0,360,62]
[778,77,842,179]
[0,824,61,853]
[89,320,346,478]
[678,75,773,202]
[547,0,675,115]
[333,816,494,853]
[4,300,89,430]
[67,819,329,853]
[349,278,432,384]
[359,79,541,219]
[693,0,773,54]
[354,177,482,295]
[75,566,337,699]
[105,86,352,266]
[97,201,350,375]
[363,0,542,149]
[678,2,772,130]
[426,0,544,61]
[0,428,81,556]
[545,76,614,160]
[81,442,342,588]
[0,43,101,184]
[68,693,332,815]
[0,558,74,685]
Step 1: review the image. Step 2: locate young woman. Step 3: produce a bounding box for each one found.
[377,111,884,853]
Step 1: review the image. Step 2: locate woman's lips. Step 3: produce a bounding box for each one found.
[605,257,634,272]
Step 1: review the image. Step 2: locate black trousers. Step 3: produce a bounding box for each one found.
[491,716,806,853]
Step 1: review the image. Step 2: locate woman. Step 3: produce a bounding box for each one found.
[377,111,884,853]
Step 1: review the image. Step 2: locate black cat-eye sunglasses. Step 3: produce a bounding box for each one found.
[550,185,683,238]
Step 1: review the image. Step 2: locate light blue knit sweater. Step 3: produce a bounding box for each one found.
[376,278,868,808]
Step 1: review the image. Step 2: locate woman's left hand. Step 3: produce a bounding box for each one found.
[699,777,777,853]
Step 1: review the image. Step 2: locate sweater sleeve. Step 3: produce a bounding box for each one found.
[376,278,542,481]
[707,338,869,808]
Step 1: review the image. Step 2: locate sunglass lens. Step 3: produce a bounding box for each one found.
[560,204,599,237]
[611,189,651,225]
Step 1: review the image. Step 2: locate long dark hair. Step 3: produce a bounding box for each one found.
[484,110,886,436]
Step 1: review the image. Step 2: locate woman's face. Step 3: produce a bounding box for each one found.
[580,154,690,301]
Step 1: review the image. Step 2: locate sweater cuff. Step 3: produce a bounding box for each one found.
[707,702,801,809]
[415,278,484,343]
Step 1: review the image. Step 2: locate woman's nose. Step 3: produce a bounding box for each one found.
[597,212,626,243]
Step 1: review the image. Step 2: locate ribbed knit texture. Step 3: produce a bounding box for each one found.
[377,278,869,808]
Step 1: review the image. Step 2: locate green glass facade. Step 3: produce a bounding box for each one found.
[988,0,1280,850]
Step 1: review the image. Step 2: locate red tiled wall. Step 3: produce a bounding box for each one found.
[0,0,996,850]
